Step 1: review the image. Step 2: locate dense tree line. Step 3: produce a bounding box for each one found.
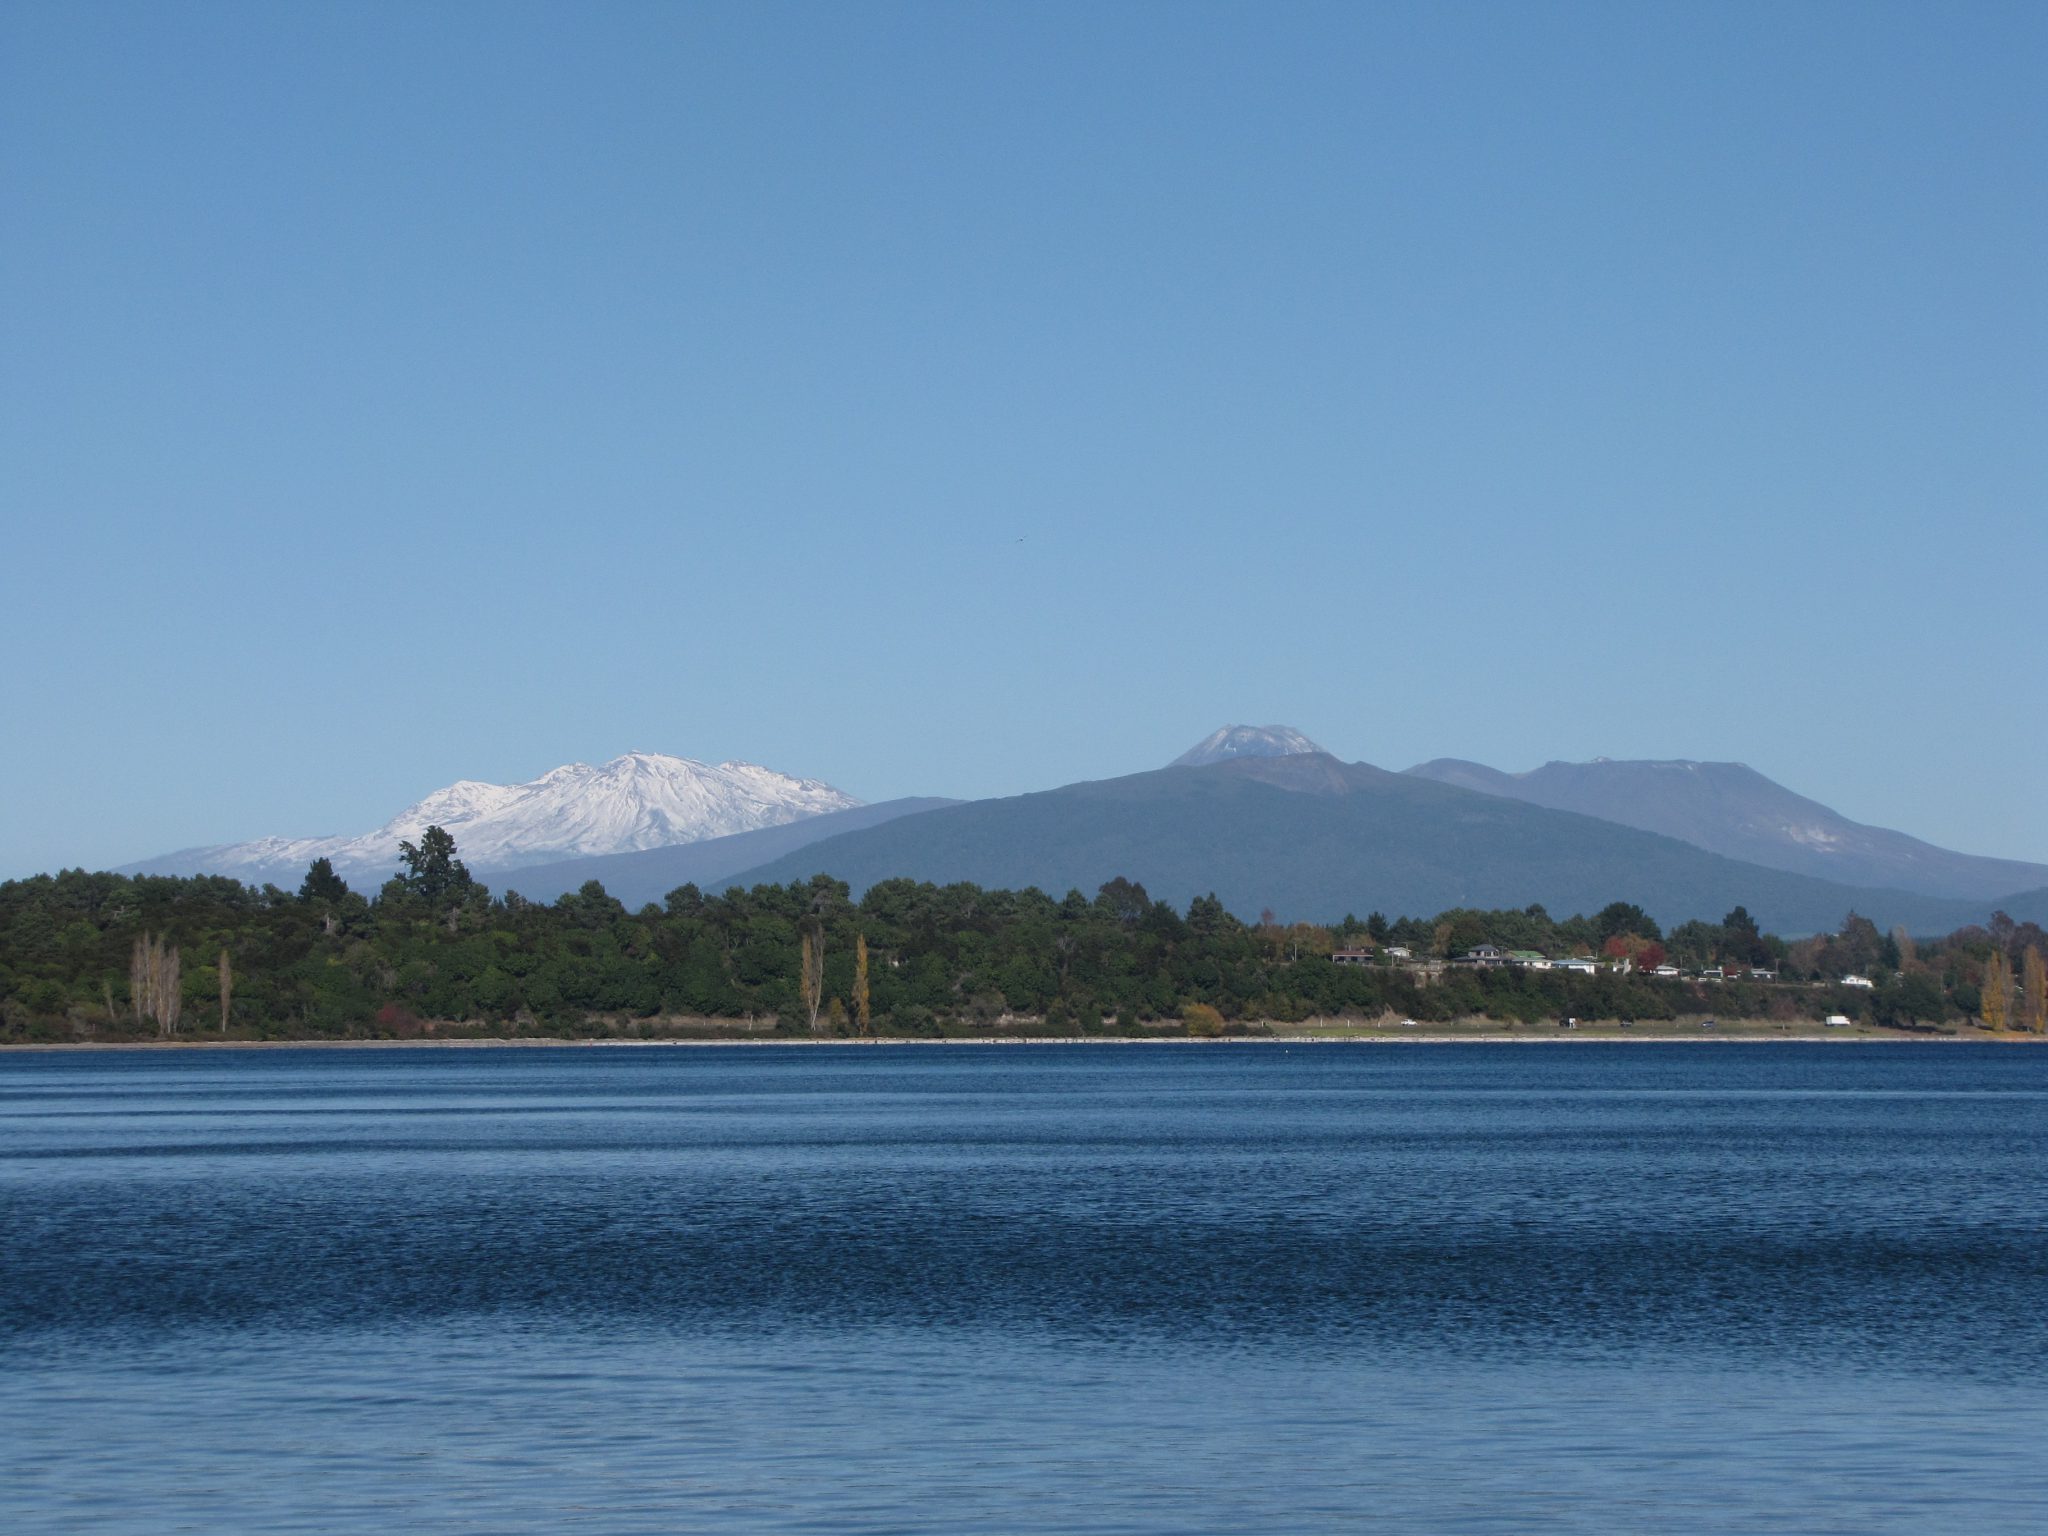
[2,833,2044,1042]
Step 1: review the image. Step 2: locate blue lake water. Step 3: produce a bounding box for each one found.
[3,1042,2044,1532]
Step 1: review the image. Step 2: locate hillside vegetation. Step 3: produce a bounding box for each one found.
[4,833,2043,1043]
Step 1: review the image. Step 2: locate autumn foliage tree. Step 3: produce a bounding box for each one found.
[1981,951,2013,1031]
[2023,947,2048,1035]
[1603,934,1664,970]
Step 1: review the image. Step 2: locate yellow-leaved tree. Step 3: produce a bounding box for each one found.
[1982,951,2013,1031]
[2023,947,2048,1036]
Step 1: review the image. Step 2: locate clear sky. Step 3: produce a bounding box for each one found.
[4,0,2044,879]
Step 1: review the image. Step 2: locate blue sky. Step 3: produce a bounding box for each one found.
[4,0,2044,878]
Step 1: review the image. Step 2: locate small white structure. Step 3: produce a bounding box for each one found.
[1824,1014,1852,1028]
[1841,974,1875,989]
[1385,946,1412,960]
[1653,964,1681,978]
[1699,967,1725,982]
[1557,957,1598,975]
[1332,948,1374,966]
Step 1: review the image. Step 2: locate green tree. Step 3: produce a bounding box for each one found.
[1594,902,1662,944]
[396,826,475,909]
[300,858,349,904]
[1096,877,1151,925]
[1888,970,1945,1027]
[1721,907,1770,966]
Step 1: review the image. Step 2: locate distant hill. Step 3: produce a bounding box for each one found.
[1403,757,2048,901]
[716,752,1996,935]
[1987,888,2048,927]
[498,798,958,908]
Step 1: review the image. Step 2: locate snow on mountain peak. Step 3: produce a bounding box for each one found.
[123,752,863,888]
[1172,725,1327,769]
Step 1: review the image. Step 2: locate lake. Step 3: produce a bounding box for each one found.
[3,1042,2044,1532]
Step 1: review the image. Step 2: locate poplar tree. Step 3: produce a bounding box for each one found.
[129,936,148,1030]
[2024,947,2048,1035]
[854,934,871,1039]
[799,917,824,1035]
[130,933,183,1037]
[1981,951,2013,1031]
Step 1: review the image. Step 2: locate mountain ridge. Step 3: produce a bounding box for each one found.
[712,750,2006,935]
[1403,755,2048,901]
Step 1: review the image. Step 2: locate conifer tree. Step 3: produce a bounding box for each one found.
[218,948,233,1034]
[300,857,349,904]
[397,826,473,909]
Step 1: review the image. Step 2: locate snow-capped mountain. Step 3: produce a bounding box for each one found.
[121,753,863,889]
[1171,725,1326,768]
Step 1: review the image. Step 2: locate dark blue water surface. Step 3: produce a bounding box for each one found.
[3,1042,2044,1532]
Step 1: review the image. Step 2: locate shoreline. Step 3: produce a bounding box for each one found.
[2,1031,2031,1053]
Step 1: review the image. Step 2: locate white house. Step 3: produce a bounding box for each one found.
[1841,974,1875,989]
[1557,957,1598,975]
